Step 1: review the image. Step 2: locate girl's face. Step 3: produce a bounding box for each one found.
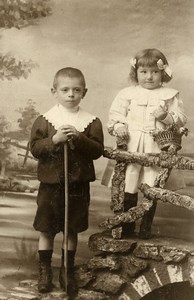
[53,76,87,109]
[137,65,162,90]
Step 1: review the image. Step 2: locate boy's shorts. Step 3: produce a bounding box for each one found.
[33,182,90,234]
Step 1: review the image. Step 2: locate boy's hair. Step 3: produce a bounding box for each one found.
[129,48,172,84]
[53,67,86,89]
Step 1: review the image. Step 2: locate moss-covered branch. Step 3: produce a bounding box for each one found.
[103,147,194,170]
[140,183,194,211]
[99,198,153,230]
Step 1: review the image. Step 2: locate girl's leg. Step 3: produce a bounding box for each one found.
[123,163,141,237]
[139,166,159,239]
[139,200,157,239]
[122,192,138,237]
[38,232,55,293]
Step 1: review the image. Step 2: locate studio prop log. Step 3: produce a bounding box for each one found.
[140,183,194,211]
[99,198,153,230]
[103,147,194,170]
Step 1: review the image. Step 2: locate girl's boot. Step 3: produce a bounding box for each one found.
[139,200,157,239]
[59,249,78,296]
[38,250,53,293]
[122,192,138,237]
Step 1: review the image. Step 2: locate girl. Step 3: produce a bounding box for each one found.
[107,48,187,239]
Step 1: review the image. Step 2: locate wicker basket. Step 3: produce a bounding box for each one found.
[151,125,187,151]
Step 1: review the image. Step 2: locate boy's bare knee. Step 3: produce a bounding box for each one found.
[40,232,55,241]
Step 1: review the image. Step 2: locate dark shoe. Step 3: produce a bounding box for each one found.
[139,230,152,240]
[38,262,53,293]
[122,223,136,238]
[59,266,78,296]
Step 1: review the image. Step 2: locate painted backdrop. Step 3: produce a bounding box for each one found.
[0,0,194,153]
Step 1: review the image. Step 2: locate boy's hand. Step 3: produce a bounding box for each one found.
[153,106,168,121]
[52,125,69,144]
[62,125,79,140]
[52,125,79,145]
[115,125,129,139]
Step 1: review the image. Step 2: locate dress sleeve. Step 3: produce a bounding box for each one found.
[107,88,131,135]
[162,93,187,127]
[30,115,62,159]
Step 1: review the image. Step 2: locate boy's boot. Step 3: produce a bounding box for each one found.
[122,192,138,237]
[139,200,157,239]
[59,249,78,296]
[38,250,53,293]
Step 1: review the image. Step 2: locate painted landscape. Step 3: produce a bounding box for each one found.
[0,0,194,298]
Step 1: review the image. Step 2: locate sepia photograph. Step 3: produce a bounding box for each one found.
[0,0,194,299]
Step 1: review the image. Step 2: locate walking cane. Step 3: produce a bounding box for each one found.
[64,142,69,294]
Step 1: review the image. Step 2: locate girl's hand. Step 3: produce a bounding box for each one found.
[153,106,168,121]
[115,125,129,139]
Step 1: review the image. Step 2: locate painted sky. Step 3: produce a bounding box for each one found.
[0,0,194,151]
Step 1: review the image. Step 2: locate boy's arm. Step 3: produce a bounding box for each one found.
[73,117,104,160]
[30,116,62,159]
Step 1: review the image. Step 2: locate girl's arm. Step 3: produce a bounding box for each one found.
[108,89,130,135]
[161,94,187,126]
[73,118,104,160]
[30,116,62,159]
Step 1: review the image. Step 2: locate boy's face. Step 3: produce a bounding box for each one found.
[53,76,87,109]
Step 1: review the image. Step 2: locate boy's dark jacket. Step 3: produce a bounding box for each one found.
[30,115,104,184]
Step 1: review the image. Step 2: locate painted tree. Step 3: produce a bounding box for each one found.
[0,0,52,80]
[0,0,52,30]
[0,115,11,177]
[17,99,39,139]
[0,0,52,176]
[14,99,39,167]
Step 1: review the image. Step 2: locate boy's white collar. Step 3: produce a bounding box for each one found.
[43,104,96,132]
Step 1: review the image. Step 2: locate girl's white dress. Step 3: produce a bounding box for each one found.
[108,85,187,193]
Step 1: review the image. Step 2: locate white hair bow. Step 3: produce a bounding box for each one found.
[157,59,172,77]
[130,57,137,68]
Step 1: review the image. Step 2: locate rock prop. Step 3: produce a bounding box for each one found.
[1,236,194,300]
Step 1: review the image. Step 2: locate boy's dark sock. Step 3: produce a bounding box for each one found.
[122,192,138,237]
[38,249,53,263]
[59,249,77,295]
[38,250,53,293]
[61,249,76,269]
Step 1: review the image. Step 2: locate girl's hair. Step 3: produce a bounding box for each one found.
[129,48,172,84]
[53,67,86,89]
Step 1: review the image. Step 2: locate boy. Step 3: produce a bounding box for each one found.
[30,67,104,295]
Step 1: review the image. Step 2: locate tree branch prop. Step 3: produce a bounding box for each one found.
[154,168,172,188]
[103,147,194,170]
[99,198,153,230]
[111,162,126,212]
[140,183,194,211]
